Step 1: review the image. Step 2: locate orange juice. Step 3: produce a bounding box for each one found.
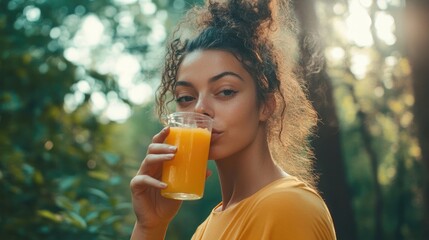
[161,126,211,200]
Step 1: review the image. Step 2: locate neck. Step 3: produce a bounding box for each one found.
[214,127,285,211]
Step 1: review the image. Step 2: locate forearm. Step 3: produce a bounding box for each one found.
[130,222,168,240]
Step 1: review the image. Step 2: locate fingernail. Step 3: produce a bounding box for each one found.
[159,182,167,188]
[166,153,175,159]
[168,146,177,151]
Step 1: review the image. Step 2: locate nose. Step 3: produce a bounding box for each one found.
[194,94,214,118]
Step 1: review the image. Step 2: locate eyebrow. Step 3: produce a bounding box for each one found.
[175,71,244,88]
[209,71,244,82]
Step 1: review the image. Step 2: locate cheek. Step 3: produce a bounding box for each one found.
[209,96,261,159]
[208,112,259,159]
[217,96,261,138]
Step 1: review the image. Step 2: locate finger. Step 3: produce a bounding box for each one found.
[147,143,177,154]
[205,169,212,179]
[130,175,167,192]
[143,153,175,166]
[137,153,174,175]
[152,127,170,144]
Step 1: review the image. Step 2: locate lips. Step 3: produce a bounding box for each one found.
[211,129,222,143]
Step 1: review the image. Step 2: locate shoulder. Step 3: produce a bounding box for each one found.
[242,177,336,239]
[252,178,328,219]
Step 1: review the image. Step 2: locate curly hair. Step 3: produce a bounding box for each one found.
[156,0,318,186]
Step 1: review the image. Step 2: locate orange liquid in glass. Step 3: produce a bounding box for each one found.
[161,127,211,200]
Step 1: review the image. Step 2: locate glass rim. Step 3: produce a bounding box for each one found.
[161,112,213,125]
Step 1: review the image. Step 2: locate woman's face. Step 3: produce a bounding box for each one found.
[175,50,268,160]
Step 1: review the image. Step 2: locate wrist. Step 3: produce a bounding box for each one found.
[131,221,169,240]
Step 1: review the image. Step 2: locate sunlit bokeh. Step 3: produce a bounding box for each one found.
[375,11,396,45]
[2,0,424,239]
[24,5,41,22]
[61,0,167,122]
[350,50,371,79]
[69,0,400,123]
[346,0,373,47]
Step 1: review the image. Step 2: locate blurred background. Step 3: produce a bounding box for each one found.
[1,0,428,239]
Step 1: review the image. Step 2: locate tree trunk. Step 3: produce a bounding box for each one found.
[405,0,429,236]
[293,1,357,239]
[349,82,383,240]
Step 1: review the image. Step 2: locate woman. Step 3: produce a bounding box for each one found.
[130,0,336,239]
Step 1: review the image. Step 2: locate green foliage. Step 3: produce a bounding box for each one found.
[0,0,216,238]
[318,0,423,239]
[1,0,425,239]
[0,49,132,237]
[1,0,146,238]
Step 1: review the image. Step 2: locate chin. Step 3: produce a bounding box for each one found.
[208,153,219,161]
[208,147,224,161]
[208,150,232,162]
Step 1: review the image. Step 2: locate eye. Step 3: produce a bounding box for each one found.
[175,95,195,103]
[218,89,238,97]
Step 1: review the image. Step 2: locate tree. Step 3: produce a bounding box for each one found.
[0,0,179,238]
[1,0,426,239]
[293,1,357,239]
[405,0,429,236]
[299,0,423,239]
[0,0,215,239]
[0,0,135,238]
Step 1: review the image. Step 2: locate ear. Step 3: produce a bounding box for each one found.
[259,94,276,122]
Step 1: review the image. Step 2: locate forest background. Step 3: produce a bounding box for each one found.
[1,0,428,239]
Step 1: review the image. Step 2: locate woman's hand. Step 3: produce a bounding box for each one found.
[130,127,181,239]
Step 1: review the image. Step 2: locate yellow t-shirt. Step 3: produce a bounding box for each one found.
[192,176,336,240]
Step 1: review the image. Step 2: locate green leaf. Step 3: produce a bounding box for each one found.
[55,196,74,211]
[0,91,23,111]
[109,175,122,185]
[85,211,99,222]
[88,188,109,200]
[102,152,120,166]
[58,176,79,191]
[37,210,62,223]
[33,170,44,185]
[104,215,122,225]
[88,171,110,181]
[65,211,87,229]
